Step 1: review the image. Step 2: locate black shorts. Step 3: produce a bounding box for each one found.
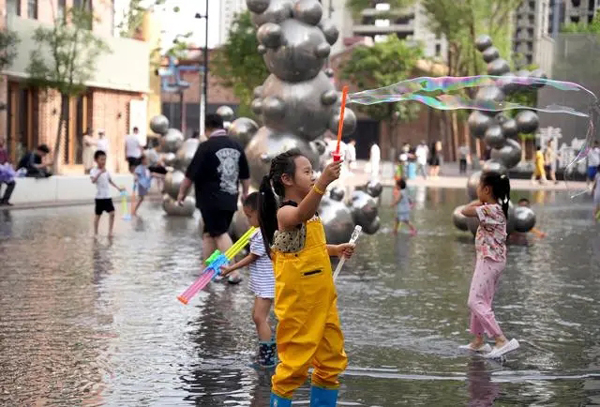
[200,209,235,237]
[148,165,167,175]
[127,157,141,169]
[95,198,115,215]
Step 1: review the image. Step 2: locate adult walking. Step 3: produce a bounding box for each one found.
[177,114,250,284]
[543,140,559,184]
[415,141,429,179]
[82,128,97,174]
[0,136,16,206]
[125,127,143,172]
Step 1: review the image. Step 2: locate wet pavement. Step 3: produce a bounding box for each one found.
[0,187,599,406]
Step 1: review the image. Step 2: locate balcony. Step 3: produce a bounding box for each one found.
[4,15,150,93]
[360,7,414,18]
[353,22,415,35]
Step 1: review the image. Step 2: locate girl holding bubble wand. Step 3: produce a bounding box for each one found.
[460,172,520,359]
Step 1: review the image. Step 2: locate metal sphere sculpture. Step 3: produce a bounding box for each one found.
[235,0,375,240]
[453,34,541,235]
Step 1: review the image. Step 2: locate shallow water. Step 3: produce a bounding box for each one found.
[0,187,599,406]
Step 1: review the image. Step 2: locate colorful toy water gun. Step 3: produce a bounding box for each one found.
[333,225,362,282]
[177,227,258,304]
[120,190,131,220]
[332,85,349,162]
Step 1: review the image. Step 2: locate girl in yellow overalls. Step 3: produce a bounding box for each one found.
[258,149,355,407]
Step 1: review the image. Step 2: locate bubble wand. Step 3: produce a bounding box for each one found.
[332,85,349,162]
[120,190,131,221]
[333,225,362,282]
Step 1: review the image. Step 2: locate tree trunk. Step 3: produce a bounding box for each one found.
[451,111,459,162]
[52,95,67,174]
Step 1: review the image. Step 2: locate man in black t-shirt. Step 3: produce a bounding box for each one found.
[177,114,250,282]
[17,144,52,178]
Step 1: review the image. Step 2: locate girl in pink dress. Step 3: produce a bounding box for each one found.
[460,172,520,358]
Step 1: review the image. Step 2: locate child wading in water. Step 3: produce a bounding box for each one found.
[259,149,355,407]
[392,178,416,236]
[132,154,163,216]
[220,192,277,368]
[461,172,519,359]
[90,151,124,236]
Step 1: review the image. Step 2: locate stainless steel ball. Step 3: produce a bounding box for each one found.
[350,190,378,227]
[475,35,493,51]
[319,197,355,244]
[513,206,536,233]
[362,216,381,235]
[216,105,235,122]
[490,139,522,169]
[501,118,519,138]
[487,58,511,76]
[452,205,469,231]
[329,186,345,201]
[515,110,539,134]
[484,125,506,149]
[162,128,184,153]
[150,115,169,135]
[227,117,259,148]
[481,160,508,176]
[468,111,494,138]
[482,46,499,63]
[467,171,482,200]
[164,170,187,200]
[163,194,195,217]
[251,0,294,27]
[293,0,323,25]
[176,138,200,171]
[365,180,383,198]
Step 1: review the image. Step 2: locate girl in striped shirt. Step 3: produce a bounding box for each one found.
[221,192,276,368]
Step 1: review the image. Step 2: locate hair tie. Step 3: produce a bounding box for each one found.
[500,174,507,179]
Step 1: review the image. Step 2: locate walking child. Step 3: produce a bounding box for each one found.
[90,151,124,236]
[460,172,519,359]
[258,149,355,407]
[392,178,416,236]
[220,192,277,368]
[132,154,163,216]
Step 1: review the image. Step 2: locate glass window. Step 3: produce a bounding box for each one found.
[7,0,20,16]
[28,0,38,19]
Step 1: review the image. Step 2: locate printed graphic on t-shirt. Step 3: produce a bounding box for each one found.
[215,148,240,195]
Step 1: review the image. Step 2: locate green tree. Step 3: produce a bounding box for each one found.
[0,29,19,74]
[213,11,269,118]
[341,36,423,150]
[561,12,600,33]
[27,4,110,173]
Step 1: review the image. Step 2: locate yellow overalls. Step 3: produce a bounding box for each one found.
[271,216,348,399]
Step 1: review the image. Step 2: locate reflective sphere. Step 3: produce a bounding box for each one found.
[482,160,508,176]
[319,19,339,45]
[251,99,263,115]
[311,139,327,155]
[496,73,519,94]
[176,138,200,170]
[467,216,479,235]
[467,171,482,200]
[501,118,519,138]
[244,126,319,188]
[162,152,177,167]
[254,86,264,98]
[487,58,511,76]
[228,117,259,148]
[329,186,345,201]
[150,115,169,135]
[475,35,493,51]
[319,197,355,244]
[251,0,294,27]
[475,86,505,103]
[293,0,323,25]
[482,46,499,63]
[164,170,187,200]
[484,125,506,149]
[516,110,539,134]
[324,68,334,78]
[468,110,494,138]
[362,216,381,235]
[365,180,383,198]
[506,202,516,235]
[162,128,184,153]
[216,105,235,122]
[257,22,283,48]
[530,68,548,89]
[452,205,469,231]
[259,72,336,140]
[513,206,536,233]
[350,190,378,227]
[246,0,270,14]
[263,19,329,82]
[329,107,357,136]
[494,113,509,124]
[321,89,338,105]
[228,208,251,241]
[163,194,195,217]
[491,138,522,169]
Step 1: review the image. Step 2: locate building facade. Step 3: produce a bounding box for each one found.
[219,0,247,46]
[513,0,555,74]
[329,0,448,61]
[563,0,600,24]
[1,0,151,174]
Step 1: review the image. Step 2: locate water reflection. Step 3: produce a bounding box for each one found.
[0,192,598,406]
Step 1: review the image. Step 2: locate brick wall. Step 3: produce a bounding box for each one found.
[0,0,7,142]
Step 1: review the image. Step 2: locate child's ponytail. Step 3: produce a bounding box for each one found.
[258,175,278,258]
[481,171,511,219]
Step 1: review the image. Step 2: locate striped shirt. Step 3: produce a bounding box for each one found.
[249,232,275,299]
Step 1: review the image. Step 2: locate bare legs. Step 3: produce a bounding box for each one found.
[94,211,115,236]
[253,297,273,341]
[132,196,144,216]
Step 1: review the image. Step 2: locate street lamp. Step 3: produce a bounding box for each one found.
[195,1,209,137]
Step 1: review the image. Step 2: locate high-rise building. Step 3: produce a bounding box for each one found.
[563,0,600,25]
[219,0,247,45]
[513,0,554,73]
[332,0,447,60]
